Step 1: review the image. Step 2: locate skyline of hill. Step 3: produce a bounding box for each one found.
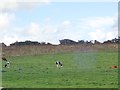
[1,37,120,46]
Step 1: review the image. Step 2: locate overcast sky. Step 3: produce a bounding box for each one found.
[0,0,118,45]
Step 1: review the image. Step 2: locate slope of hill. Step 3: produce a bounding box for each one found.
[2,44,118,57]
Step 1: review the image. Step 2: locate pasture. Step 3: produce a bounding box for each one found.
[2,51,118,88]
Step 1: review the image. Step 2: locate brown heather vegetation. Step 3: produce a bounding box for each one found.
[0,44,2,59]
[2,44,118,57]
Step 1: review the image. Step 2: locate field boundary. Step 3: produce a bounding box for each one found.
[2,44,118,57]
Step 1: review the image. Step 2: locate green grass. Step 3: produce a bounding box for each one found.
[2,51,118,88]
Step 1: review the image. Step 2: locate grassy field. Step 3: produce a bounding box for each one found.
[2,51,118,88]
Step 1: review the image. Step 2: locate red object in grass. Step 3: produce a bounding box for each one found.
[111,66,118,69]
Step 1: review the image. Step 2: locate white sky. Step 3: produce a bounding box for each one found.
[0,0,118,45]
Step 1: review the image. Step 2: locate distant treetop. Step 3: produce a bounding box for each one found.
[1,37,120,46]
